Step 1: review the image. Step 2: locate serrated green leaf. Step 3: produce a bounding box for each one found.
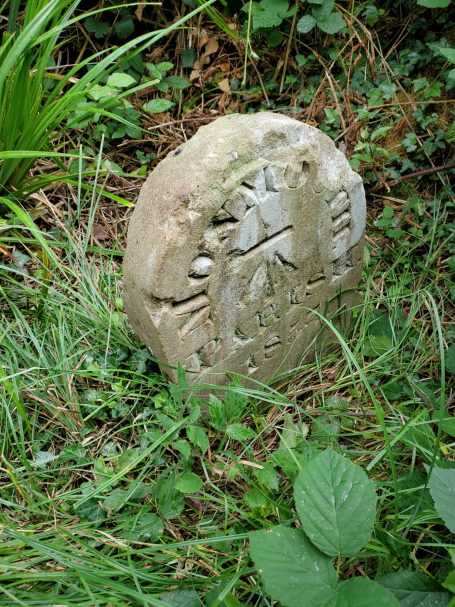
[107,72,136,89]
[176,472,203,494]
[123,512,163,541]
[429,466,455,533]
[114,17,134,39]
[85,16,109,39]
[317,11,347,34]
[157,61,174,72]
[443,570,455,594]
[164,75,191,89]
[226,423,256,441]
[160,589,199,607]
[379,570,451,606]
[103,488,126,513]
[32,450,57,468]
[371,126,393,142]
[433,46,455,62]
[418,0,451,7]
[143,98,174,113]
[434,412,455,437]
[187,425,209,454]
[446,345,455,374]
[249,526,337,607]
[297,15,317,33]
[182,48,196,68]
[337,578,400,606]
[249,0,291,30]
[293,449,377,557]
[74,499,105,523]
[254,463,280,491]
[154,470,184,519]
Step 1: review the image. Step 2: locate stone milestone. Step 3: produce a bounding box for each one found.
[123,112,366,385]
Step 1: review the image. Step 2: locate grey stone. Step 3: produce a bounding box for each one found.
[123,112,366,386]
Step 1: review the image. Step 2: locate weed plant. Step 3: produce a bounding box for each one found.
[0,1,454,605]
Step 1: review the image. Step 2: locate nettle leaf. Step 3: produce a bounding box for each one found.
[175,472,203,494]
[337,578,400,606]
[297,15,317,33]
[379,570,451,606]
[187,424,209,454]
[107,72,136,89]
[317,12,347,34]
[143,99,174,113]
[293,449,377,557]
[428,466,455,533]
[226,423,256,441]
[418,0,452,7]
[249,526,337,607]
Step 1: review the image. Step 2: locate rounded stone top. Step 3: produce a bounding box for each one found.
[123,112,365,386]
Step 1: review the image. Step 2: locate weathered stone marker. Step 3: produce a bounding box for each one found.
[123,112,365,385]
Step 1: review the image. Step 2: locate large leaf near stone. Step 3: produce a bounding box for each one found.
[249,526,337,607]
[378,570,451,606]
[428,466,455,533]
[294,449,377,557]
[336,578,400,606]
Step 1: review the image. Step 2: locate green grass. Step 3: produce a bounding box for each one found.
[1,0,454,605]
[0,168,453,605]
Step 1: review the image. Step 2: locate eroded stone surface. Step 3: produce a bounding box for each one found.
[123,112,366,385]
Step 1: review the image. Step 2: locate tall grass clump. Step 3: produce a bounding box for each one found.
[0,0,215,197]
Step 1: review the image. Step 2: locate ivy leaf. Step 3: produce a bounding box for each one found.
[378,570,451,606]
[316,12,347,34]
[337,578,400,606]
[428,466,455,533]
[175,472,203,494]
[106,73,136,89]
[85,16,109,39]
[293,448,377,557]
[143,99,174,113]
[249,526,337,607]
[417,0,452,7]
[297,15,317,33]
[433,46,455,62]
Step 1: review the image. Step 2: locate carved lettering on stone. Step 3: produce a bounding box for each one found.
[123,113,366,385]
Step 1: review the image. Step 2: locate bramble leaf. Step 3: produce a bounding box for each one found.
[294,449,377,557]
[249,526,337,607]
[428,466,455,533]
[337,578,400,606]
